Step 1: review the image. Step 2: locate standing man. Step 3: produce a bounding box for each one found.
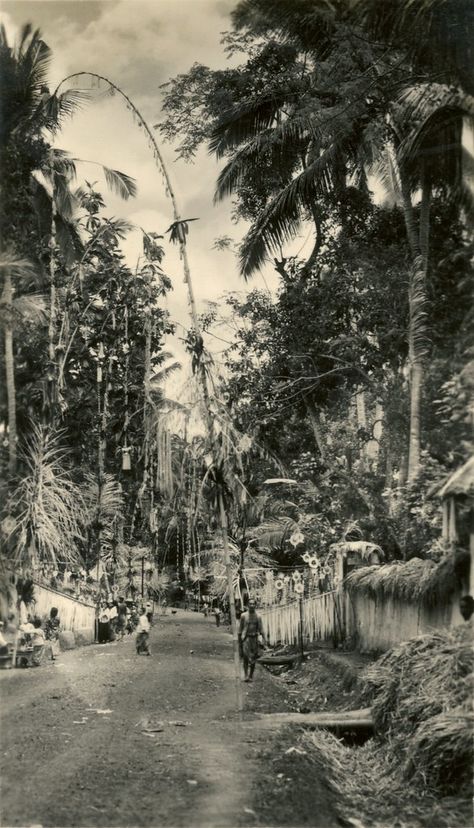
[239,599,267,682]
[116,597,128,640]
[136,607,151,656]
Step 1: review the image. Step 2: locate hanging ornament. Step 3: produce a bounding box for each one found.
[295,582,304,594]
[275,579,284,591]
[289,530,305,547]
[121,446,131,471]
[302,552,311,563]
[237,434,252,454]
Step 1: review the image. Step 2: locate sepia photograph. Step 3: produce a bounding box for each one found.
[0,1,473,826]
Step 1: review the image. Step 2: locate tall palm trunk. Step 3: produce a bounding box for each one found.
[400,169,431,483]
[2,267,17,475]
[47,194,58,423]
[304,396,326,460]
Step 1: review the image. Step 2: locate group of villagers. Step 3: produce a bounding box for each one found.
[98,597,154,655]
[0,606,61,667]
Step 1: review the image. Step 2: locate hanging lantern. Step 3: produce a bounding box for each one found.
[289,530,305,547]
[122,446,131,471]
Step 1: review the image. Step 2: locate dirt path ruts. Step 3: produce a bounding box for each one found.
[0,610,338,827]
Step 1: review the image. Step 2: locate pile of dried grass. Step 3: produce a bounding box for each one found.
[346,556,459,605]
[360,625,473,795]
[301,728,473,828]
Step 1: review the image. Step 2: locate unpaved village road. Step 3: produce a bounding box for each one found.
[0,611,339,828]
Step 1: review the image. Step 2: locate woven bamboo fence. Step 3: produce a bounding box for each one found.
[31,581,95,634]
[260,590,344,647]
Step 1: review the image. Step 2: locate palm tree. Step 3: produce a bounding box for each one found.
[3,424,86,570]
[0,25,137,442]
[213,0,474,481]
[0,252,47,475]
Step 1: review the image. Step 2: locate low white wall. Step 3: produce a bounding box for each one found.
[260,585,463,652]
[30,581,95,637]
[345,589,462,652]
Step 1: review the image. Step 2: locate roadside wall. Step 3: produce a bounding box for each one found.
[31,581,95,642]
[345,589,463,652]
[260,585,463,652]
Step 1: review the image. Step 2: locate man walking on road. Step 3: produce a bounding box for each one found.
[239,599,267,682]
[136,608,151,656]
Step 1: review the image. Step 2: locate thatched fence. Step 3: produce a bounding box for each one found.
[260,590,345,647]
[260,557,465,652]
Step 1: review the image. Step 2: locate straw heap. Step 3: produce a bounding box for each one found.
[361,625,473,795]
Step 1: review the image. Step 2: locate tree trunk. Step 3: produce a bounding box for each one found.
[2,268,17,475]
[48,202,57,420]
[304,396,326,461]
[407,359,423,482]
[400,171,430,484]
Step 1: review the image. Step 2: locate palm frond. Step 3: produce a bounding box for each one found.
[251,518,295,551]
[42,88,90,130]
[102,166,137,200]
[209,90,292,158]
[83,473,124,522]
[214,114,311,203]
[13,293,47,324]
[150,361,181,385]
[0,251,37,282]
[54,213,84,267]
[238,130,354,277]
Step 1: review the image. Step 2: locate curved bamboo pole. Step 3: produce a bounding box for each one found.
[54,72,242,708]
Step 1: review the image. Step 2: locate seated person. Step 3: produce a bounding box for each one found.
[31,618,46,647]
[19,619,35,647]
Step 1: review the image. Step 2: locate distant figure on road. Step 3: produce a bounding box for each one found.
[213,606,221,627]
[136,608,151,656]
[116,597,128,640]
[44,607,61,660]
[239,599,267,682]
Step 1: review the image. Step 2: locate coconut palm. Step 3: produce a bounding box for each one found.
[0,25,137,437]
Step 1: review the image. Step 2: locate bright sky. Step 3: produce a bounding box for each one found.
[0,0,288,369]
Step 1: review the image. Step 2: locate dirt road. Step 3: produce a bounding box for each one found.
[0,610,338,828]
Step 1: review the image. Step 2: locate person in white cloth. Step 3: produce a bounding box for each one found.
[136,608,151,656]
